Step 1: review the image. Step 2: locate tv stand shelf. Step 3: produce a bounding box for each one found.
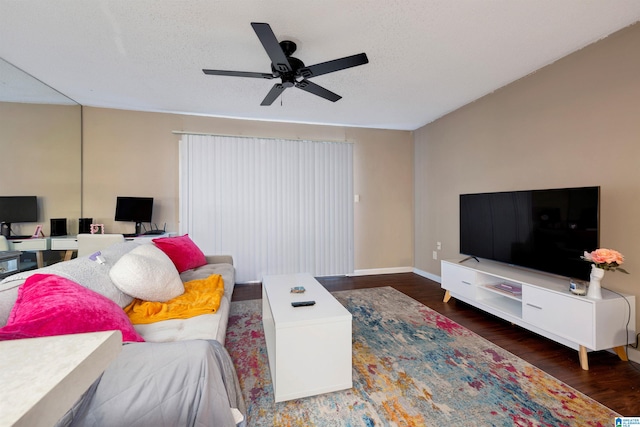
[441,259,636,370]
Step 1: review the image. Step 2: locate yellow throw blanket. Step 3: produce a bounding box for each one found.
[124,274,225,324]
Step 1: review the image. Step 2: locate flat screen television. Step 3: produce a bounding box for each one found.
[0,196,38,237]
[114,196,153,235]
[459,186,599,281]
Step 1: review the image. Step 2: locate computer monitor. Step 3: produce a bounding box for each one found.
[114,196,153,235]
[0,196,38,237]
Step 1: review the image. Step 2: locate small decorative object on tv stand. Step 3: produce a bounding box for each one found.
[569,280,587,296]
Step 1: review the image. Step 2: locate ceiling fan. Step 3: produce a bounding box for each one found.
[203,22,369,106]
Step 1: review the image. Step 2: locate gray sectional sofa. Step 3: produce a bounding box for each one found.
[0,237,246,427]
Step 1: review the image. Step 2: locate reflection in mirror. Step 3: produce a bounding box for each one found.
[0,58,78,104]
[0,57,82,248]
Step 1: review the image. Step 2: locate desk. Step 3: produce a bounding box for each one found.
[124,233,176,242]
[50,235,79,262]
[50,233,176,261]
[6,238,48,268]
[6,234,177,269]
[0,331,122,427]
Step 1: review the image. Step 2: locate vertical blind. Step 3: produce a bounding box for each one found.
[179,134,354,283]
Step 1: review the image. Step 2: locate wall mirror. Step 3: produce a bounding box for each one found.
[0,57,82,238]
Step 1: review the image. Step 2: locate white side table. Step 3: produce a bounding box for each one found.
[0,331,122,427]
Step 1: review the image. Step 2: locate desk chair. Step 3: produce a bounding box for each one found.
[76,234,125,257]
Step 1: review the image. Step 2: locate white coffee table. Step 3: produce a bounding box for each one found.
[262,273,352,402]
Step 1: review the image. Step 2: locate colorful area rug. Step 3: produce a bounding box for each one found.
[225,287,619,426]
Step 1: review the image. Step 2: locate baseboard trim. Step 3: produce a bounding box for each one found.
[413,268,441,283]
[350,267,442,283]
[350,266,414,276]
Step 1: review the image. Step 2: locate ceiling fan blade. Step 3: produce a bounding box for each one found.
[295,79,341,102]
[251,22,292,74]
[300,53,369,78]
[261,83,287,106]
[203,69,275,79]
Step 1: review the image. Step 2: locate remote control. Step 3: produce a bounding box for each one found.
[291,300,316,307]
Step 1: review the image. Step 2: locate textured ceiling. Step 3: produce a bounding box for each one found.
[1,1,639,131]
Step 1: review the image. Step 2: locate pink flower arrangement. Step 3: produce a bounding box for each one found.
[581,248,629,273]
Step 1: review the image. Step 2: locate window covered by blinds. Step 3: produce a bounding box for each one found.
[179,134,354,283]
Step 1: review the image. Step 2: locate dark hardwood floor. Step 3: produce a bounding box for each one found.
[232,272,640,416]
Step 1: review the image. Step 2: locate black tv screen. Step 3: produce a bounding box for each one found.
[460,187,599,281]
[0,196,38,223]
[114,197,153,223]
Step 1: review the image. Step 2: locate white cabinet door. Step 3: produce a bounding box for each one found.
[441,262,476,299]
[522,286,594,347]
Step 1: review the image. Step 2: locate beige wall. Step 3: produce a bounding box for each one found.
[351,128,414,270]
[0,102,81,236]
[82,107,414,271]
[415,24,640,326]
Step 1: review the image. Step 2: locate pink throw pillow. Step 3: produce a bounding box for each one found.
[0,274,144,342]
[153,234,207,273]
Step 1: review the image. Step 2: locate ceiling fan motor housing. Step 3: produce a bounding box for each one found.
[273,54,305,87]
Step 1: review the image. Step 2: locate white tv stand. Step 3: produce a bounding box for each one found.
[441,259,636,370]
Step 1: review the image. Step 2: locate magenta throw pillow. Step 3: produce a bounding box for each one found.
[0,274,144,342]
[152,234,207,273]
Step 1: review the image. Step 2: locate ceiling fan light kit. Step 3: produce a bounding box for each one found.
[202,22,369,106]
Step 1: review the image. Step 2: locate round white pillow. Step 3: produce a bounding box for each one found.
[109,244,184,302]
